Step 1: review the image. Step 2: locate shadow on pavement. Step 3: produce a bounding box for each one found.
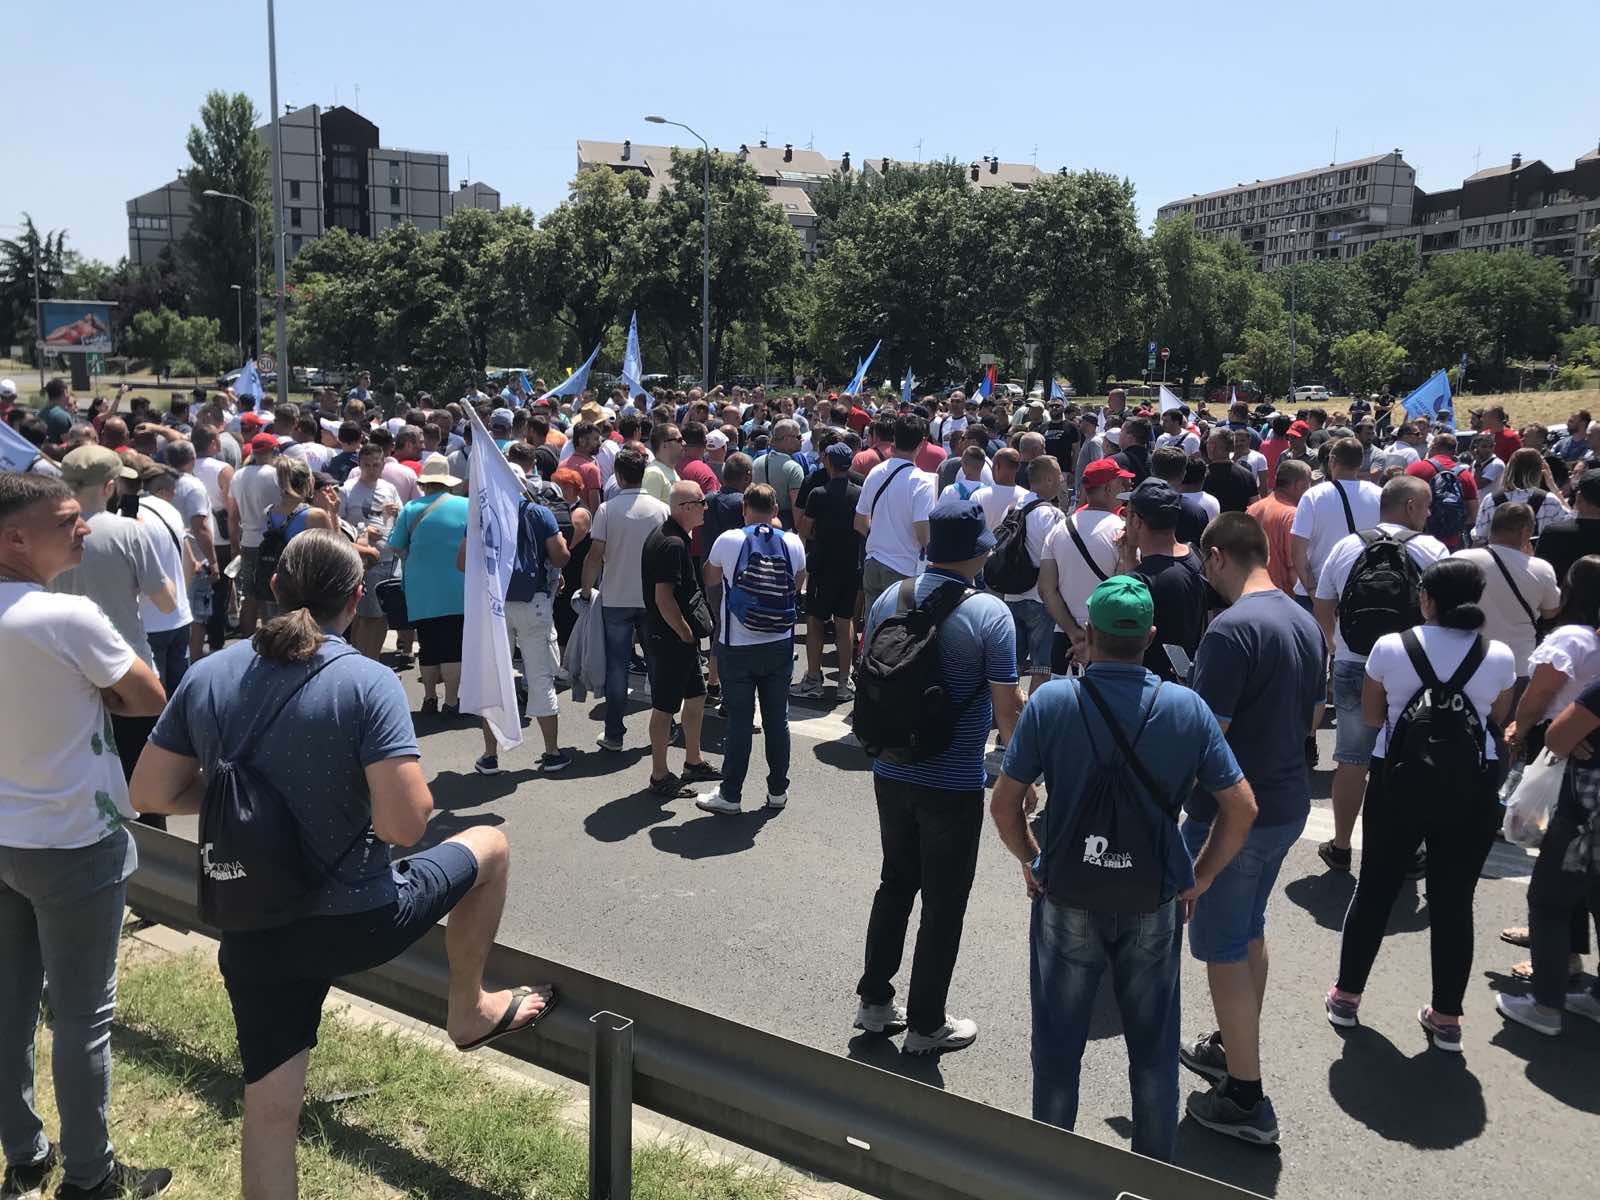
[1488,1016,1600,1113]
[1284,870,1430,936]
[1172,1120,1284,1197]
[649,807,780,859]
[429,769,539,811]
[412,810,506,852]
[1326,1026,1485,1148]
[811,736,871,772]
[583,788,679,843]
[844,1031,946,1089]
[1309,766,1334,802]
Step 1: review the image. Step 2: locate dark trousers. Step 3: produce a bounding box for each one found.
[857,776,983,1036]
[110,712,165,831]
[1336,760,1498,1016]
[1527,791,1600,1009]
[205,527,234,652]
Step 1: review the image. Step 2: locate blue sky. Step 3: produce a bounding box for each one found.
[8,0,1597,266]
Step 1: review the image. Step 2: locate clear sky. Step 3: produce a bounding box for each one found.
[8,0,1597,266]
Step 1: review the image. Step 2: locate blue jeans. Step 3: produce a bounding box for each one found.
[1181,814,1305,963]
[1030,896,1182,1162]
[0,830,136,1187]
[601,605,646,741]
[1006,598,1053,677]
[146,626,190,695]
[718,639,793,804]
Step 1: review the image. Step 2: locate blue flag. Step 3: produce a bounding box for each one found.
[1401,369,1453,430]
[973,369,993,402]
[620,310,645,400]
[537,342,602,404]
[844,340,882,396]
[0,416,42,472]
[459,405,524,751]
[901,364,915,407]
[236,359,265,412]
[518,370,533,399]
[1049,378,1065,401]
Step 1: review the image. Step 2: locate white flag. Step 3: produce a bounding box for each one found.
[1158,385,1184,415]
[459,407,523,751]
[0,418,42,472]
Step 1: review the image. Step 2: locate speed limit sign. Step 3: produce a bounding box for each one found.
[258,353,277,373]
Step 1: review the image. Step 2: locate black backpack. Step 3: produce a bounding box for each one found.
[1382,630,1488,787]
[982,497,1050,593]
[1424,463,1468,541]
[853,579,978,763]
[1337,529,1423,656]
[1040,677,1176,914]
[198,651,366,931]
[253,507,303,600]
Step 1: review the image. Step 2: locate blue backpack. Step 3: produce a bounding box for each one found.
[1424,462,1469,541]
[724,524,797,635]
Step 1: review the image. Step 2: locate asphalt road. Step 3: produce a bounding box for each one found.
[172,646,1598,1200]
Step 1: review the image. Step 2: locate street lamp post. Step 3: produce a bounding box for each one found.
[229,284,244,364]
[266,0,289,406]
[202,189,260,361]
[1286,225,1298,400]
[646,115,711,389]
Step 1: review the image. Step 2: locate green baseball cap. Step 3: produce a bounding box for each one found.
[1086,575,1154,638]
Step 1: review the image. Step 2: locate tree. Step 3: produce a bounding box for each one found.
[1355,240,1422,325]
[129,307,190,379]
[1396,250,1570,369]
[533,168,650,367]
[1386,294,1491,380]
[1221,291,1320,398]
[0,215,69,360]
[1271,259,1374,375]
[180,91,271,356]
[1148,216,1262,389]
[1330,330,1408,396]
[989,171,1150,406]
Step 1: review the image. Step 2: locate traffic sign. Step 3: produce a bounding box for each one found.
[258,353,277,373]
[978,353,997,366]
[1159,347,1170,361]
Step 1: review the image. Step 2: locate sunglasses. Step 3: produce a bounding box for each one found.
[677,497,707,507]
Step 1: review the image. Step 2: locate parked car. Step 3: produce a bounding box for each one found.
[1292,383,1331,404]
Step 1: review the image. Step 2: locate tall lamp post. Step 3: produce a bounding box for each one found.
[202,189,261,361]
[1286,225,1299,400]
[229,284,244,364]
[645,114,711,389]
[266,0,289,406]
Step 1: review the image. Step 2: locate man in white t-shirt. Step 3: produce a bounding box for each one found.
[971,448,1024,531]
[1230,427,1269,494]
[1038,457,1131,671]
[1454,501,1561,684]
[697,484,807,815]
[1155,407,1200,457]
[1312,475,1448,871]
[228,434,287,636]
[1290,437,1383,600]
[1381,420,1427,473]
[994,457,1064,693]
[339,442,404,658]
[854,415,937,610]
[135,463,197,694]
[0,472,170,1199]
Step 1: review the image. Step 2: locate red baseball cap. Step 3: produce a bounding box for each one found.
[249,432,280,455]
[240,411,266,431]
[1082,457,1135,488]
[1288,419,1311,438]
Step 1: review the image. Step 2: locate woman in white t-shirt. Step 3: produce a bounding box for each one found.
[1472,447,1568,545]
[1330,558,1517,1051]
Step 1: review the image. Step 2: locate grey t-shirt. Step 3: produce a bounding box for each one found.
[50,510,169,666]
[150,636,419,916]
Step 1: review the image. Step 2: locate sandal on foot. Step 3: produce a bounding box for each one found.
[1500,926,1531,948]
[454,986,559,1052]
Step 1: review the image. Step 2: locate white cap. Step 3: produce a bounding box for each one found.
[386,417,406,437]
[706,430,730,450]
[0,379,16,399]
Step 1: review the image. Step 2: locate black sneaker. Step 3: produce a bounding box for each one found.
[1186,1084,1280,1146]
[56,1161,173,1200]
[1317,840,1352,872]
[2,1143,56,1197]
[1179,1030,1229,1084]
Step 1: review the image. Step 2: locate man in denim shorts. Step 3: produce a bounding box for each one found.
[1179,514,1327,1146]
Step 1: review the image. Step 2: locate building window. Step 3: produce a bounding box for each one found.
[390,186,401,206]
[290,207,301,228]
[291,235,303,252]
[131,215,169,231]
[289,180,300,201]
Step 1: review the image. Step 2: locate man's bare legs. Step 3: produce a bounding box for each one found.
[242,1050,310,1200]
[350,616,387,659]
[419,663,441,706]
[1330,764,1367,850]
[1207,938,1270,1087]
[804,616,827,680]
[441,662,461,708]
[835,617,855,684]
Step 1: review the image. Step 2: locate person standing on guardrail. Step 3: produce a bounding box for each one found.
[0,473,172,1200]
[990,575,1256,1162]
[129,530,556,1200]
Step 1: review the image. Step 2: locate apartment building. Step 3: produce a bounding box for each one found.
[575,138,1045,264]
[126,104,499,266]
[1158,146,1600,324]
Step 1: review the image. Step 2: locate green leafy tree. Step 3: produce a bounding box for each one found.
[0,215,69,360]
[1386,294,1491,379]
[1396,250,1569,368]
[533,168,650,367]
[1272,259,1375,375]
[130,307,190,379]
[1355,240,1422,325]
[181,91,271,356]
[1330,329,1408,396]
[1221,291,1320,398]
[1148,216,1262,389]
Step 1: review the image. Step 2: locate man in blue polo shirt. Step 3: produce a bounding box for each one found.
[991,575,1256,1162]
[852,496,1025,1055]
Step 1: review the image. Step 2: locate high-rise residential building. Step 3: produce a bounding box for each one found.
[126,104,500,268]
[1158,145,1600,324]
[575,138,1045,264]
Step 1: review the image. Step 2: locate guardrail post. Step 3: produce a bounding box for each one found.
[589,1010,634,1200]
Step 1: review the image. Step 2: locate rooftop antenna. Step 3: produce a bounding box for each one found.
[1031,143,1039,165]
[1332,126,1338,163]
[760,123,771,144]
[1473,146,1482,173]
[806,130,814,151]
[913,137,923,163]
[354,83,360,112]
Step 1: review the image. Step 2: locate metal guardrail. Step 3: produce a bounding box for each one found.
[126,825,1261,1200]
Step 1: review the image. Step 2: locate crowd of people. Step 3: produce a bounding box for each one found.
[2,368,1599,1195]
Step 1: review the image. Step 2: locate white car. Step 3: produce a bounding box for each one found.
[1293,384,1330,404]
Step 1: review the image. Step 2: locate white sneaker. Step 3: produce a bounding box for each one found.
[695,789,741,815]
[1566,991,1600,1025]
[765,792,788,810]
[1496,991,1561,1036]
[903,1016,978,1055]
[791,674,824,698]
[853,1000,908,1034]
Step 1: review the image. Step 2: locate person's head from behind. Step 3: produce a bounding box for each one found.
[0,474,87,585]
[255,530,364,664]
[1504,447,1545,493]
[613,445,648,490]
[1018,431,1045,462]
[1559,554,1600,626]
[1150,445,1186,486]
[1325,436,1363,480]
[893,414,926,454]
[991,447,1020,486]
[825,442,854,477]
[742,482,778,526]
[1027,454,1061,501]
[1084,575,1155,662]
[1378,473,1431,532]
[1200,512,1269,604]
[1273,456,1313,503]
[959,444,987,477]
[721,451,753,491]
[1418,557,1485,630]
[1488,500,1535,551]
[276,456,314,506]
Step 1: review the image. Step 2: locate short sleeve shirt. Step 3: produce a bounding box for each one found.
[803,477,864,575]
[998,493,1063,603]
[49,510,170,667]
[709,527,806,646]
[1290,479,1384,596]
[1043,509,1123,626]
[855,458,936,577]
[641,518,704,641]
[150,638,418,915]
[1527,625,1600,720]
[1314,524,1449,661]
[591,489,672,608]
[387,494,469,620]
[1452,547,1561,675]
[1365,627,1516,760]
[753,451,805,514]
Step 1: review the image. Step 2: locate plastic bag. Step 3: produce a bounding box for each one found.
[1502,748,1563,848]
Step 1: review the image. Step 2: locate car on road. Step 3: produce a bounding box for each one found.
[1293,383,1331,404]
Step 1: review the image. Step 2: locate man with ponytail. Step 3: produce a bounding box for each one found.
[131,530,555,1200]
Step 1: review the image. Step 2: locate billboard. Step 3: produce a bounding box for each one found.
[38,300,116,354]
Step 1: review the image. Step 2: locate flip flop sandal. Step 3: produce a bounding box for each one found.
[680,761,722,783]
[1510,959,1584,986]
[1500,927,1531,947]
[454,986,559,1052]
